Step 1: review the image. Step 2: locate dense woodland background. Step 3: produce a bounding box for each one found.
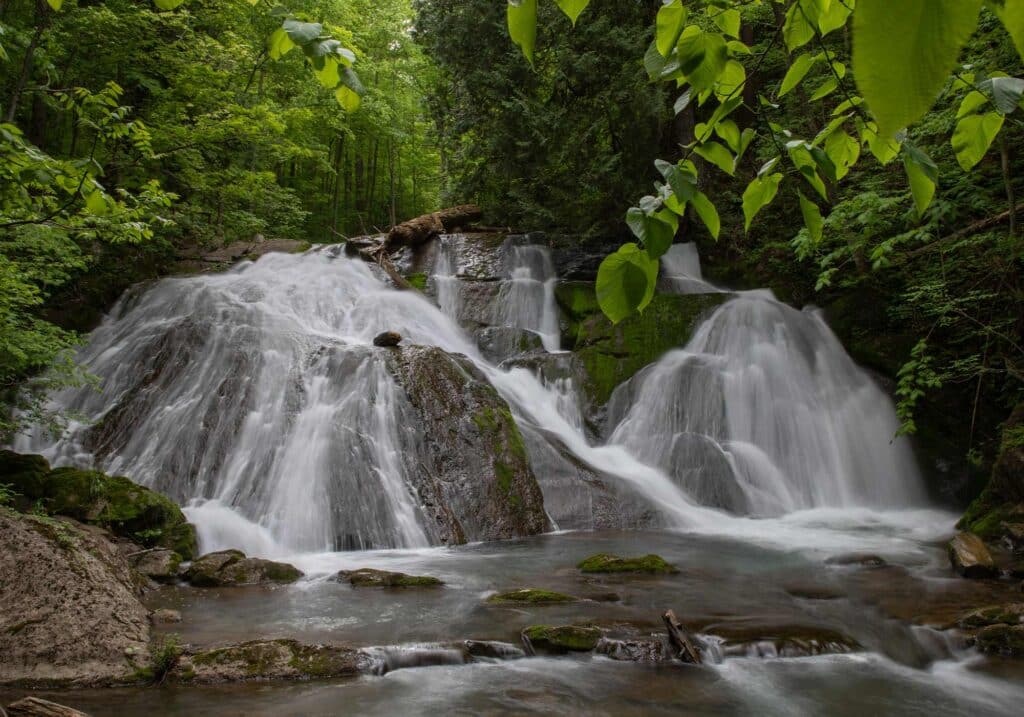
[1,0,1022,509]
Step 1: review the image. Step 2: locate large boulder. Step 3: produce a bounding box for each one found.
[0,510,151,687]
[175,639,364,683]
[0,452,197,559]
[386,345,550,543]
[183,550,303,587]
[554,282,727,405]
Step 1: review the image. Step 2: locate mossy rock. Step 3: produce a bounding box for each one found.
[577,553,679,574]
[975,624,1024,657]
[184,550,302,587]
[555,283,727,405]
[0,450,51,492]
[1,455,197,559]
[405,272,428,291]
[959,603,1024,630]
[522,625,602,653]
[486,588,579,605]
[957,487,1024,542]
[339,568,443,588]
[184,639,361,682]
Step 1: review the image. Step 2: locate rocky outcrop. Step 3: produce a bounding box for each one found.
[0,451,197,559]
[948,532,998,579]
[0,510,151,687]
[174,639,365,683]
[387,345,550,543]
[554,282,727,405]
[182,550,303,587]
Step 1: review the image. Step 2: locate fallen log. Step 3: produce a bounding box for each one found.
[383,204,483,252]
[6,697,90,717]
[663,609,702,664]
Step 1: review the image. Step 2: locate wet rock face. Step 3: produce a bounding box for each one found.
[0,510,151,687]
[373,331,403,348]
[336,568,443,588]
[554,283,728,405]
[183,550,303,587]
[522,625,602,653]
[948,532,998,579]
[975,624,1024,657]
[595,637,671,663]
[0,452,197,560]
[177,639,364,684]
[386,345,550,543]
[476,326,544,364]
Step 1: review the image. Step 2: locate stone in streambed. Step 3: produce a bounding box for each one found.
[337,568,443,588]
[6,697,91,716]
[824,553,887,568]
[183,550,302,587]
[150,609,182,625]
[577,553,678,574]
[521,625,602,653]
[595,637,671,663]
[975,624,1024,657]
[373,331,403,347]
[131,549,181,583]
[948,532,998,579]
[180,639,364,683]
[486,588,579,605]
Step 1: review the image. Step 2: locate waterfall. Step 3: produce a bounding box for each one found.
[660,243,722,294]
[17,239,927,554]
[608,288,926,515]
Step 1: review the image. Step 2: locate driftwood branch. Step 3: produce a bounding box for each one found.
[662,610,702,664]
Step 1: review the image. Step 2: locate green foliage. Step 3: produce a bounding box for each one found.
[596,243,658,324]
[151,634,183,683]
[0,483,18,507]
[895,340,945,435]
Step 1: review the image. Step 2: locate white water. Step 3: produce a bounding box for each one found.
[18,240,930,556]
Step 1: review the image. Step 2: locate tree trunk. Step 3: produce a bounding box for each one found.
[383,205,483,251]
[5,1,50,125]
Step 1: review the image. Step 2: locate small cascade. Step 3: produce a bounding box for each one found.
[493,241,561,352]
[433,235,462,320]
[609,290,926,515]
[661,243,722,294]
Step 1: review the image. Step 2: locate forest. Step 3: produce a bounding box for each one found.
[1,1,1024,715]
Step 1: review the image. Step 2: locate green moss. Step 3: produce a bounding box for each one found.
[522,625,602,652]
[959,604,1024,630]
[957,486,1024,541]
[486,588,578,604]
[290,241,312,254]
[554,284,728,404]
[263,561,303,583]
[343,568,443,588]
[976,624,1024,657]
[406,272,428,291]
[577,553,679,574]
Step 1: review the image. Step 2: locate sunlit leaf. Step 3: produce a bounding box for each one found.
[554,0,590,26]
[597,243,659,323]
[742,173,783,231]
[508,0,538,65]
[901,141,938,217]
[952,111,1004,170]
[656,1,687,57]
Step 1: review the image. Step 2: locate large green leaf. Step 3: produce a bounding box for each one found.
[853,0,983,137]
[742,173,783,231]
[779,53,817,97]
[46,0,63,10]
[283,19,323,45]
[691,192,721,240]
[677,27,728,92]
[901,142,939,218]
[952,111,1004,170]
[710,8,741,39]
[784,1,815,52]
[989,0,1024,61]
[824,129,861,179]
[596,243,659,323]
[154,0,186,9]
[693,140,735,176]
[626,207,677,260]
[798,191,824,244]
[268,28,296,60]
[335,85,361,113]
[508,0,538,65]
[984,76,1024,115]
[818,0,854,36]
[858,119,901,164]
[656,0,687,56]
[554,0,590,26]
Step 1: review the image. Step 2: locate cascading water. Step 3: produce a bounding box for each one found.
[610,265,925,515]
[660,242,722,294]
[18,237,928,555]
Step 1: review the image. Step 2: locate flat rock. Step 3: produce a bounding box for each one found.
[6,696,91,716]
[486,588,579,605]
[522,625,602,653]
[948,532,998,579]
[0,510,150,687]
[337,568,443,588]
[176,639,364,683]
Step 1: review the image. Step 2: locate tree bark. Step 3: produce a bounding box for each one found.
[383,205,483,251]
[5,1,50,125]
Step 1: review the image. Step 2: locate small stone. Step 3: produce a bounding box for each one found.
[373,331,402,347]
[7,697,91,716]
[948,532,998,579]
[824,553,888,568]
[595,637,671,663]
[151,609,182,624]
[522,625,602,653]
[577,553,678,574]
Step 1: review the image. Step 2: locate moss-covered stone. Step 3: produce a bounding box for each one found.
[555,282,727,404]
[183,639,361,682]
[1,455,197,560]
[339,568,443,588]
[975,624,1024,657]
[405,272,428,291]
[577,553,679,574]
[184,550,302,587]
[486,588,579,605]
[959,603,1024,630]
[522,625,601,652]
